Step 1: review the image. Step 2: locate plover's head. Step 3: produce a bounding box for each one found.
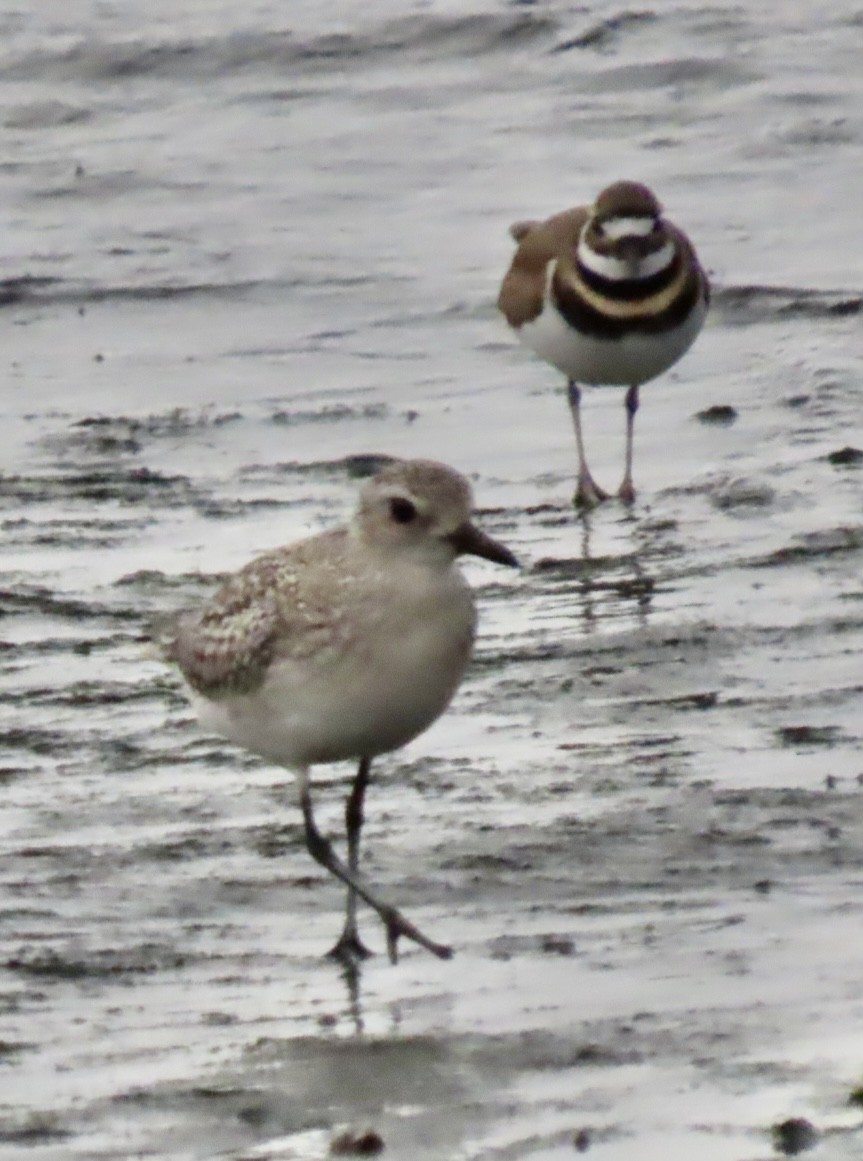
[356,458,517,569]
[579,180,674,282]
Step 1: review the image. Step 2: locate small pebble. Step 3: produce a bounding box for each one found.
[695,404,738,426]
[771,1116,817,1155]
[330,1128,385,1156]
[827,446,863,466]
[541,934,575,956]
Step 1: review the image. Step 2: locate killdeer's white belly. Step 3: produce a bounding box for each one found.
[518,295,707,387]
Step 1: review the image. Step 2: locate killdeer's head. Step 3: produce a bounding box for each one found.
[578,181,676,284]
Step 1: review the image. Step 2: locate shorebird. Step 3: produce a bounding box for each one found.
[155,458,517,965]
[498,180,709,508]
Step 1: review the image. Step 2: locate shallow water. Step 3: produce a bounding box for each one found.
[2,1,863,1158]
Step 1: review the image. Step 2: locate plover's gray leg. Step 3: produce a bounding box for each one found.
[327,756,374,964]
[618,383,640,505]
[298,769,452,964]
[567,380,609,509]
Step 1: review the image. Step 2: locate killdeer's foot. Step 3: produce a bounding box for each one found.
[617,480,637,506]
[573,476,610,510]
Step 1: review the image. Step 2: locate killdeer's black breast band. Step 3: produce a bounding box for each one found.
[553,265,704,341]
[576,251,682,302]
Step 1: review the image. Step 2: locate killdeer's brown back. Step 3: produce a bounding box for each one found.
[497,206,590,329]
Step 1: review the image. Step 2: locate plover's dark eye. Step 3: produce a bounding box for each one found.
[389,497,417,524]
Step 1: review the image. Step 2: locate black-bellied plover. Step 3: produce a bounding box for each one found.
[498,181,709,507]
[155,458,518,965]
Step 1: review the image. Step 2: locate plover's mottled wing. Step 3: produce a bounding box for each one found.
[498,206,589,328]
[158,529,352,697]
[160,601,277,697]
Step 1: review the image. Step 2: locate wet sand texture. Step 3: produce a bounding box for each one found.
[2,2,863,1159]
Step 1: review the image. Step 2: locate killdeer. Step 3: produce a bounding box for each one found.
[154,459,518,965]
[498,180,709,508]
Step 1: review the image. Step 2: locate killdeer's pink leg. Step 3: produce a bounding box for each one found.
[618,383,640,505]
[567,380,609,509]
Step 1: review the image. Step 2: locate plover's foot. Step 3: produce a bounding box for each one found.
[379,904,453,965]
[327,930,374,966]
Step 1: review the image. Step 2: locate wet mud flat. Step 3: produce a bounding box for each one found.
[2,0,863,1156]
[2,287,863,1161]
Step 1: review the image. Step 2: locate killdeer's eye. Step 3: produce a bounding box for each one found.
[389,497,417,524]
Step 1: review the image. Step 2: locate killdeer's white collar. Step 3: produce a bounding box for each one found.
[577,180,676,288]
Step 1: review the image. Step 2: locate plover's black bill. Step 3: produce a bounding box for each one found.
[448,522,518,568]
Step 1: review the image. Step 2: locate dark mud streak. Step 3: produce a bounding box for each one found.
[552,10,657,53]
[0,13,558,85]
[712,283,863,323]
[0,585,151,622]
[0,468,198,507]
[5,945,188,980]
